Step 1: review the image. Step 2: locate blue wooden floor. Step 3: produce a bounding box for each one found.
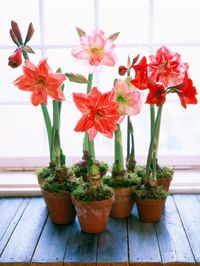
[0,195,200,266]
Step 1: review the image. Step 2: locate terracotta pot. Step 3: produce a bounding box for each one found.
[157,177,172,192]
[72,196,114,233]
[110,186,136,218]
[42,189,76,224]
[136,199,165,222]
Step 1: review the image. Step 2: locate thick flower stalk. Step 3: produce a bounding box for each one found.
[10,21,66,167]
[131,46,198,182]
[73,87,120,176]
[112,79,141,175]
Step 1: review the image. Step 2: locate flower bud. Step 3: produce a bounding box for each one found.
[8,48,22,68]
[118,65,127,76]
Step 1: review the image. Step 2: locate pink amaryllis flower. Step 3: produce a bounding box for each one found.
[72,28,118,72]
[73,87,120,140]
[14,59,66,106]
[148,46,188,88]
[112,79,141,122]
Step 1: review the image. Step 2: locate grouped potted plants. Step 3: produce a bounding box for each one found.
[130,46,198,222]
[8,21,198,228]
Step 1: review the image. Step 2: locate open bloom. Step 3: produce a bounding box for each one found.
[72,29,117,72]
[73,87,120,140]
[146,83,166,106]
[112,79,141,121]
[14,59,66,106]
[8,48,22,68]
[148,46,188,88]
[176,74,198,109]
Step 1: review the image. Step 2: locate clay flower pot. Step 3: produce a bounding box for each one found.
[110,186,136,218]
[136,199,165,222]
[42,189,76,224]
[157,177,172,192]
[72,196,114,233]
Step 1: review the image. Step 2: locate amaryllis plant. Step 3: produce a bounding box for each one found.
[9,21,66,169]
[111,78,142,177]
[71,27,119,163]
[131,46,198,183]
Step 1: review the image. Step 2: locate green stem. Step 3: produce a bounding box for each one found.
[87,137,96,176]
[87,74,93,93]
[150,104,155,137]
[41,103,53,161]
[145,105,163,181]
[114,124,124,172]
[83,74,93,159]
[52,100,61,168]
[126,116,130,162]
[129,119,135,161]
[22,50,53,161]
[155,109,162,159]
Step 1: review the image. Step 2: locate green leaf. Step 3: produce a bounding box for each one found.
[23,45,35,54]
[76,27,86,37]
[66,72,88,83]
[108,32,120,41]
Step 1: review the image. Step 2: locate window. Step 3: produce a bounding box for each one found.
[0,0,200,168]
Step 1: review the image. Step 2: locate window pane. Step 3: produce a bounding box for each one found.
[44,0,95,45]
[98,0,150,44]
[154,0,200,43]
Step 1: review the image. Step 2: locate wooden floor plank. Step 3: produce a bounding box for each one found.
[128,205,162,266]
[0,197,47,265]
[97,217,128,266]
[0,198,30,256]
[0,198,24,240]
[31,216,71,266]
[64,217,98,266]
[174,194,200,265]
[155,195,195,266]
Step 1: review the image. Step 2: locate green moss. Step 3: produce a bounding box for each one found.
[41,165,79,193]
[157,166,174,179]
[71,181,113,202]
[135,165,146,178]
[134,165,174,180]
[133,183,168,200]
[36,166,55,179]
[71,160,109,178]
[103,172,141,188]
[43,179,79,193]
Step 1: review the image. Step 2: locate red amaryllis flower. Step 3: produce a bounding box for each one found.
[177,75,198,109]
[148,46,188,88]
[73,87,120,141]
[14,59,66,106]
[131,56,148,89]
[146,83,166,106]
[8,48,22,68]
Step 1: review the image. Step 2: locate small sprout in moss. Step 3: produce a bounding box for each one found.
[71,180,113,202]
[133,183,168,200]
[103,172,141,188]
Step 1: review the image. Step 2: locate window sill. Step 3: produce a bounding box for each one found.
[0,169,200,196]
